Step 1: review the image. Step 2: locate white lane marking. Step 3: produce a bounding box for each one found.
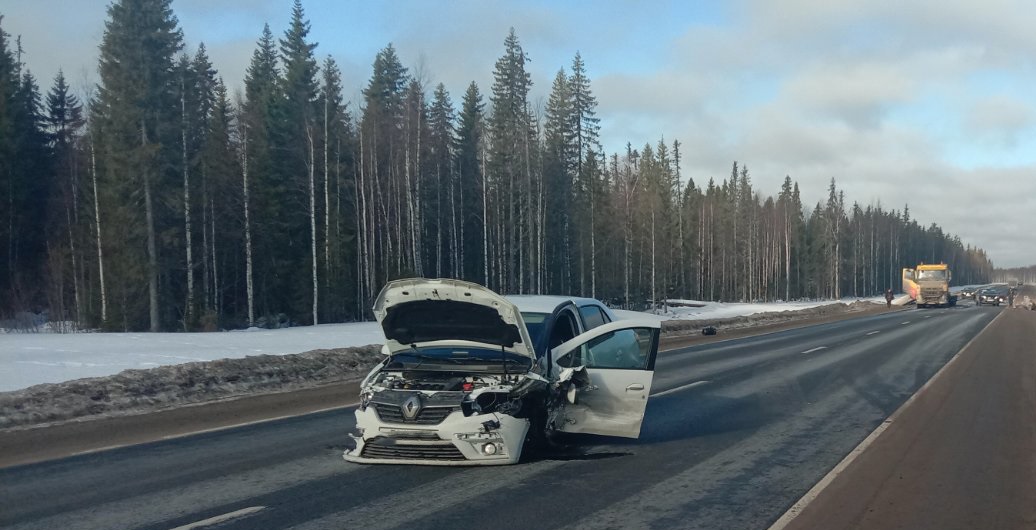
[652,380,711,397]
[168,506,265,530]
[900,321,911,325]
[801,346,827,355]
[767,309,1008,530]
[923,315,932,319]
[866,330,881,336]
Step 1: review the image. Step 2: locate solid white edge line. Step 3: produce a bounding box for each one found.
[866,330,880,336]
[766,309,1007,530]
[652,380,711,397]
[168,506,265,530]
[801,346,827,355]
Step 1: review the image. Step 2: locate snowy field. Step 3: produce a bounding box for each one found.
[1,298,877,392]
[0,323,383,392]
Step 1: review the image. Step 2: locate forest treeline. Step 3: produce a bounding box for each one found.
[0,2,995,331]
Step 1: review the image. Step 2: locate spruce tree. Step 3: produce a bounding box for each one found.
[95,0,183,330]
[278,0,320,325]
[454,82,485,283]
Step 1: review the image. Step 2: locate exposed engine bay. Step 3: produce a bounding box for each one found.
[360,369,553,420]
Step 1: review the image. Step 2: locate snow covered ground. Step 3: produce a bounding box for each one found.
[1,298,880,393]
[0,323,382,392]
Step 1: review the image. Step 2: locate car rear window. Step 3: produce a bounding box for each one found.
[578,305,607,330]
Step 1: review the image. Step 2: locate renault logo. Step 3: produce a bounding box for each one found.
[401,395,422,420]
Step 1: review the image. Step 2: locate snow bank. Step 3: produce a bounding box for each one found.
[0,322,383,392]
[660,300,879,337]
[0,345,382,429]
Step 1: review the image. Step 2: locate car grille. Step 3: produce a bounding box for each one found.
[360,437,466,461]
[373,403,455,425]
[921,288,943,298]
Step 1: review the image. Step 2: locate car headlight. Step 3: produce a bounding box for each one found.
[359,391,373,411]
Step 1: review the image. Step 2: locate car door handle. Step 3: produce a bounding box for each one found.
[626,383,644,391]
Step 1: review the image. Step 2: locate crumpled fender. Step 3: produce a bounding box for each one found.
[554,366,592,404]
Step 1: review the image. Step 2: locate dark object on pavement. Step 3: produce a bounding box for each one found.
[702,326,717,336]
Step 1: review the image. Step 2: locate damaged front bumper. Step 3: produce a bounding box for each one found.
[344,406,531,466]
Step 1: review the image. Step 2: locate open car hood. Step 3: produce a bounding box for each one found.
[373,278,535,359]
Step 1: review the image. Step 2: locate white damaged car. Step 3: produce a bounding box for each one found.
[344,278,661,466]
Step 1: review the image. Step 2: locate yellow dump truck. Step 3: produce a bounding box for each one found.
[902,263,955,308]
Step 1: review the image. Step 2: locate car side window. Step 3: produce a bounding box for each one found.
[581,328,655,370]
[578,305,606,330]
[548,310,579,350]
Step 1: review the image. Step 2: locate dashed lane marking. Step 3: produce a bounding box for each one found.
[866,330,880,336]
[801,346,827,355]
[901,321,911,325]
[653,380,711,397]
[168,506,265,530]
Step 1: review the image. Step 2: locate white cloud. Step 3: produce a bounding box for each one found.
[965,95,1034,148]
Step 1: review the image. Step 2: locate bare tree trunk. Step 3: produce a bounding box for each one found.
[241,131,255,327]
[66,207,81,325]
[784,203,791,302]
[481,145,489,286]
[449,161,457,277]
[182,85,194,329]
[90,137,107,323]
[202,162,210,310]
[455,161,462,279]
[415,102,423,277]
[211,197,219,321]
[324,92,331,285]
[403,113,417,275]
[651,210,656,311]
[142,121,160,332]
[308,126,319,325]
[589,171,596,298]
[436,161,442,276]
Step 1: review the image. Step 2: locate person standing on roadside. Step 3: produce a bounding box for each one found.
[885,288,894,308]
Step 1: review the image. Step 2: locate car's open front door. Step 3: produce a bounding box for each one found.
[551,320,660,438]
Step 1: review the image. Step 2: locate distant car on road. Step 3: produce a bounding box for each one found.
[958,288,975,299]
[976,288,1004,306]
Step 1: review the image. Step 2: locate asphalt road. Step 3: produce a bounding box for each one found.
[0,303,1002,530]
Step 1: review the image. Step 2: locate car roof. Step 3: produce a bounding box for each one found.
[505,294,612,316]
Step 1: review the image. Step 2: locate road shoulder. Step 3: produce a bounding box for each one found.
[775,308,1036,530]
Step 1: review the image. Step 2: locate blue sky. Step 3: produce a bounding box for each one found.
[3,0,1035,267]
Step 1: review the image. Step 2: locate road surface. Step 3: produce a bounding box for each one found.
[0,303,1007,529]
